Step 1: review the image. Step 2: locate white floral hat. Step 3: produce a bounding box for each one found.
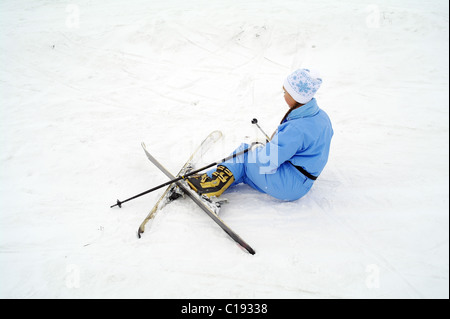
[283,69,322,104]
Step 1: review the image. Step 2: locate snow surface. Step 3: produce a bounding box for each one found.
[0,0,448,299]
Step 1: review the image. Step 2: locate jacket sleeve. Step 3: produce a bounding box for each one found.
[254,123,303,174]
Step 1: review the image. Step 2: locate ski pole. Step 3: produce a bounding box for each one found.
[251,118,270,142]
[110,144,258,208]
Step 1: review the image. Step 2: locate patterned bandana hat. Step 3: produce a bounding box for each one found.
[283,69,322,104]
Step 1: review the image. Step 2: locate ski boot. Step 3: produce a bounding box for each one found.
[186,165,234,198]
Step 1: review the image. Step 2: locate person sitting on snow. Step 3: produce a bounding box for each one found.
[187,68,333,202]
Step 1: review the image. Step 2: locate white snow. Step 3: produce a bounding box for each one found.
[0,0,448,299]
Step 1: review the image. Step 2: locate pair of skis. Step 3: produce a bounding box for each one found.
[137,131,255,255]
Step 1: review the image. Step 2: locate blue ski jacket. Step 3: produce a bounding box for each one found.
[221,98,333,201]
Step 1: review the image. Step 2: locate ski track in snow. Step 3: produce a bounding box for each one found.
[0,0,448,298]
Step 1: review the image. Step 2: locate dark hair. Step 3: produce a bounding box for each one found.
[269,102,304,140]
[279,102,303,124]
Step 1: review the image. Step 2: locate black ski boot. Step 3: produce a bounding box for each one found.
[186,165,234,198]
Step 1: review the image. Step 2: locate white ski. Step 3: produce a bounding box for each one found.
[141,141,256,255]
[137,130,223,238]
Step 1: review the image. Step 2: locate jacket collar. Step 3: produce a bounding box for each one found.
[285,98,320,122]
